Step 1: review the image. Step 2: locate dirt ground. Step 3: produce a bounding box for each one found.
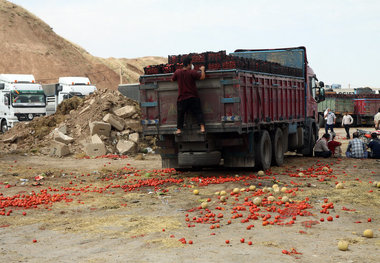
[0,127,379,263]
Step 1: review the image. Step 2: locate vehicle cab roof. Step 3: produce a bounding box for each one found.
[0,74,35,83]
[59,77,92,85]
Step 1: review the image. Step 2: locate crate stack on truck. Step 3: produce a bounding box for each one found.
[119,47,326,170]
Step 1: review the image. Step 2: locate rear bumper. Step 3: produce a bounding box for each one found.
[178,151,221,167]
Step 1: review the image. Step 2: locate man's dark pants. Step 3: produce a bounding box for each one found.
[325,124,334,134]
[343,124,350,138]
[177,97,204,129]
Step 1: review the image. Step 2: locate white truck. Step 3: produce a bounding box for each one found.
[0,74,47,133]
[42,77,97,115]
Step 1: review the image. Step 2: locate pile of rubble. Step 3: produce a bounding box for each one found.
[0,90,156,157]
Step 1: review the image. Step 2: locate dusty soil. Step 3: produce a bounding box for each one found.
[0,127,379,263]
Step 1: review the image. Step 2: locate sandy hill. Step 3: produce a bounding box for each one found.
[100,56,167,84]
[0,0,166,89]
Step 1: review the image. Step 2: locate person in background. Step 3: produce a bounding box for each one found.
[324,108,336,134]
[341,111,354,139]
[328,133,342,157]
[346,132,368,158]
[374,107,380,130]
[314,133,332,158]
[367,133,380,159]
[172,56,206,135]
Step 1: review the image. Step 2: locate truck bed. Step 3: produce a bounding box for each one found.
[137,69,306,135]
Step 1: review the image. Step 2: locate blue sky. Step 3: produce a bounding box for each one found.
[10,0,380,89]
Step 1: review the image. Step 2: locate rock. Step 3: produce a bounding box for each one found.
[50,142,70,157]
[116,140,136,154]
[79,105,91,115]
[129,133,139,143]
[124,119,142,132]
[84,142,107,157]
[89,121,111,137]
[9,144,17,152]
[57,125,68,135]
[2,134,18,143]
[114,105,137,118]
[54,130,74,145]
[103,113,125,131]
[91,134,103,144]
[121,130,131,136]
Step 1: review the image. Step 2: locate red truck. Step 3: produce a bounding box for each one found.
[119,47,325,169]
[354,94,380,125]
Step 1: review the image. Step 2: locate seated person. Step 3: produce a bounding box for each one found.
[367,133,380,159]
[346,132,368,158]
[313,133,332,158]
[328,133,342,157]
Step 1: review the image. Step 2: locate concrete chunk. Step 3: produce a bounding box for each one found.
[84,142,107,157]
[103,113,125,131]
[124,119,142,132]
[89,121,111,137]
[129,133,139,143]
[50,142,70,157]
[2,134,18,143]
[91,134,103,144]
[57,125,67,135]
[79,105,91,115]
[116,140,136,155]
[114,105,137,118]
[54,130,74,145]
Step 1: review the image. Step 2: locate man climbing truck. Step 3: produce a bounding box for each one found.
[120,47,325,169]
[0,74,46,133]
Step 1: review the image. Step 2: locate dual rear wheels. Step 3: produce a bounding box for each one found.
[255,128,284,170]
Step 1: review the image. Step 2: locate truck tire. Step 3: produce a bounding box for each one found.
[303,125,316,157]
[271,128,284,166]
[318,113,325,127]
[1,120,8,133]
[255,130,272,170]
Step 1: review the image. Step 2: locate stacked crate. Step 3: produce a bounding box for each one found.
[144,50,302,77]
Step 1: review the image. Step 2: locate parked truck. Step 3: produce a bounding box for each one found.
[318,90,380,126]
[42,77,96,115]
[120,47,325,169]
[0,74,46,133]
[354,94,380,125]
[317,93,356,126]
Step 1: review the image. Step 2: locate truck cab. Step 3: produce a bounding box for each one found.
[43,77,97,115]
[0,74,46,133]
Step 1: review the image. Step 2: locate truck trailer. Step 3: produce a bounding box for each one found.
[318,91,380,126]
[0,74,46,133]
[120,47,325,170]
[42,77,96,115]
[317,93,356,126]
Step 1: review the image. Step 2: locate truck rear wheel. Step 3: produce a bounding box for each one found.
[272,128,284,166]
[255,130,272,170]
[303,125,316,157]
[318,113,325,128]
[1,120,8,133]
